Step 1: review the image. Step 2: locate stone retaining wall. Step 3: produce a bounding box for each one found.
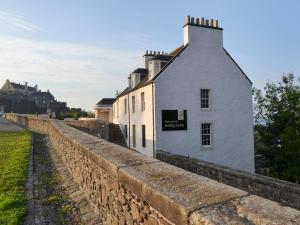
[6,114,300,225]
[157,150,300,210]
[64,119,110,140]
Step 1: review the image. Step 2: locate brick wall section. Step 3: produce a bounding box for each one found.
[157,150,300,210]
[6,114,300,225]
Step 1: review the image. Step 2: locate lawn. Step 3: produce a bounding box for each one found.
[0,131,31,225]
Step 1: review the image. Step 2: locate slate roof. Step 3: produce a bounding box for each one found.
[31,91,54,98]
[96,98,116,106]
[168,45,185,56]
[117,45,188,99]
[131,68,148,74]
[151,55,173,61]
[11,82,35,91]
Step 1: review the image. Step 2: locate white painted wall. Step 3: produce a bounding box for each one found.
[94,107,113,122]
[113,84,154,157]
[154,25,254,172]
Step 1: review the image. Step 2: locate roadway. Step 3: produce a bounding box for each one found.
[0,117,24,131]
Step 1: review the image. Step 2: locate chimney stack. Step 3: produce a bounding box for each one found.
[183,15,222,47]
[185,15,219,28]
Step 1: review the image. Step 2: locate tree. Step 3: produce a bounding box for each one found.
[253,73,300,183]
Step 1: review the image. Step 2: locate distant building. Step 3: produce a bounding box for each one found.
[31,90,55,110]
[111,16,254,172]
[0,80,68,114]
[0,105,4,116]
[0,79,38,95]
[93,98,115,122]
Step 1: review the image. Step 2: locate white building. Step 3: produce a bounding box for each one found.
[94,98,115,122]
[113,16,254,172]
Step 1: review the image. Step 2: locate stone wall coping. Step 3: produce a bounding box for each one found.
[5,114,300,225]
[157,150,300,211]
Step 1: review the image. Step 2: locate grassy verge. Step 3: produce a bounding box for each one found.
[0,131,31,225]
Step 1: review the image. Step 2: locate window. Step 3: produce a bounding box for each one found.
[124,99,127,114]
[200,89,210,109]
[132,96,135,113]
[160,61,167,69]
[125,125,128,139]
[142,125,146,147]
[201,123,212,146]
[132,125,136,147]
[141,92,145,112]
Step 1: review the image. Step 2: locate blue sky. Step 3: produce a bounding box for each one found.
[0,0,299,110]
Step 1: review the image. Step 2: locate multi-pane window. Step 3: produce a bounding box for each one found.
[142,125,146,147]
[200,89,210,109]
[125,125,128,139]
[141,92,145,112]
[201,123,211,146]
[132,96,135,113]
[124,99,127,114]
[132,125,136,147]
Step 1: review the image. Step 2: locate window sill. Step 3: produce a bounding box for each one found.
[200,108,212,111]
[200,145,213,151]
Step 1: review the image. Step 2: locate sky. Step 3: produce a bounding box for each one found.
[0,0,299,110]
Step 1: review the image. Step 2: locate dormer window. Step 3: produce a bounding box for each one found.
[129,68,148,88]
[128,77,131,88]
[160,61,167,69]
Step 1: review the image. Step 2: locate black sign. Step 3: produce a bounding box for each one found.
[162,110,187,131]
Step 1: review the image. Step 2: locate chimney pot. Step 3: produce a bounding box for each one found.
[162,51,164,54]
[153,51,156,55]
[158,51,160,54]
[146,50,148,55]
[205,19,209,26]
[186,15,191,24]
[196,18,200,25]
[210,19,214,27]
[215,20,219,28]
[191,17,195,24]
[201,17,205,25]
[150,50,152,54]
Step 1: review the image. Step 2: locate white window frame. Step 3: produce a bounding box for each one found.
[200,122,213,150]
[200,88,211,110]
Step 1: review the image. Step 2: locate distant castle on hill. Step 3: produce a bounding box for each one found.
[1,79,38,96]
[0,79,68,114]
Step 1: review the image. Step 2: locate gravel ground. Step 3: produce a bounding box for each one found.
[23,132,102,225]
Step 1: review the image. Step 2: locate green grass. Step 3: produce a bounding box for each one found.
[0,131,31,225]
